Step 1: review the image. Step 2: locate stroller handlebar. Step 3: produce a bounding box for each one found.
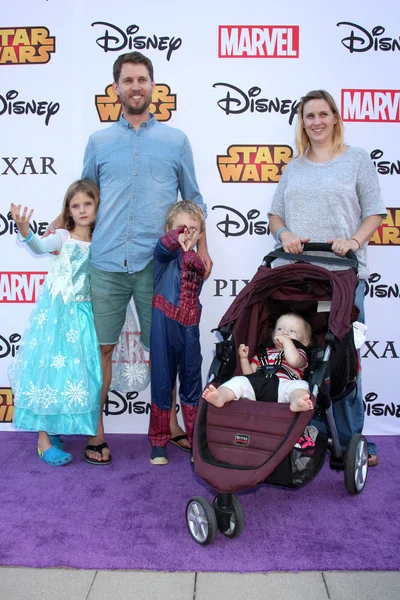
[263,243,358,273]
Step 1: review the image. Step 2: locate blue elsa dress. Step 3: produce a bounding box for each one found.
[8,229,102,436]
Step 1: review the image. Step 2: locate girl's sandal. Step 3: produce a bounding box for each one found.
[49,435,66,449]
[38,445,73,466]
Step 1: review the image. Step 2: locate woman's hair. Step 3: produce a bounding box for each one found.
[61,179,100,233]
[166,200,205,232]
[295,89,345,157]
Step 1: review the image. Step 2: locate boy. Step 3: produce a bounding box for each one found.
[203,313,314,412]
[148,201,206,464]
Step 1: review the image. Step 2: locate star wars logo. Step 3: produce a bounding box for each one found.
[342,89,400,122]
[337,22,400,53]
[0,388,13,423]
[95,83,176,122]
[0,272,46,303]
[218,25,299,58]
[217,145,292,183]
[369,209,400,245]
[0,27,55,65]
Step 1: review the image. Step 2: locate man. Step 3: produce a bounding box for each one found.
[81,51,212,463]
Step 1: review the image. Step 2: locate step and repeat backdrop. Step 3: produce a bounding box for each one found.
[1,0,399,435]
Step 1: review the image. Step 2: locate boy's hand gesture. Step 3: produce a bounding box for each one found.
[178,226,193,252]
[10,203,33,238]
[238,344,249,359]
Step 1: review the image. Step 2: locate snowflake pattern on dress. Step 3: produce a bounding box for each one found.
[21,381,41,407]
[39,384,59,409]
[35,309,48,329]
[61,380,89,407]
[66,328,79,344]
[50,353,67,370]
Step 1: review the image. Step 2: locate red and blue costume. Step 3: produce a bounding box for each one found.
[148,227,205,447]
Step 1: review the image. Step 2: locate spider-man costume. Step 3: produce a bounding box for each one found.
[148,227,205,447]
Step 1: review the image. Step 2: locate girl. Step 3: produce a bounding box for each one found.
[8,180,103,466]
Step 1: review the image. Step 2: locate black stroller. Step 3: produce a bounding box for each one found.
[186,244,369,546]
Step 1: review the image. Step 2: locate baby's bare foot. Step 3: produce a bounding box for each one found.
[202,384,225,408]
[290,393,313,413]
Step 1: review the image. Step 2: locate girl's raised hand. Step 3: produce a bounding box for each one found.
[10,203,34,238]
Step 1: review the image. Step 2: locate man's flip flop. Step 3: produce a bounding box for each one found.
[170,434,191,453]
[84,442,112,465]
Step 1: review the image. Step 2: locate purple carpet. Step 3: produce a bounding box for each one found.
[0,432,399,572]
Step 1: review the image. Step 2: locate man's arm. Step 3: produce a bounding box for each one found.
[179,136,213,278]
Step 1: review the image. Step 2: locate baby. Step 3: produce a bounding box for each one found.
[203,313,313,413]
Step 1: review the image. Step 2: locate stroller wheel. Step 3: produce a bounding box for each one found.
[344,434,368,494]
[186,496,218,546]
[213,494,245,539]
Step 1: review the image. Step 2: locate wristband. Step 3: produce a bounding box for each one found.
[275,227,289,242]
[351,237,361,249]
[22,231,33,243]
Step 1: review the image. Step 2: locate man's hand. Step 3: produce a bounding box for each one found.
[197,248,213,279]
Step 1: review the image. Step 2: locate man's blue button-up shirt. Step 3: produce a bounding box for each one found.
[81,114,206,273]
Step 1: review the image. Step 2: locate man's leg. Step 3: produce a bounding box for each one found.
[88,267,133,462]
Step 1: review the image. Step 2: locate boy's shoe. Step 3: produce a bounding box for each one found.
[150,446,168,465]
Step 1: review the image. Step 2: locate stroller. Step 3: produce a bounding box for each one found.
[185,244,369,546]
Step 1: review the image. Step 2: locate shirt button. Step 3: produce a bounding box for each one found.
[135,152,138,156]
[132,195,135,199]
[129,217,132,221]
[134,173,137,176]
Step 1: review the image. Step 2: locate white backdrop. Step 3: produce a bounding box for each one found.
[1,0,399,435]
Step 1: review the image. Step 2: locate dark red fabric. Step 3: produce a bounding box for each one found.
[148,405,172,447]
[219,263,357,341]
[181,403,197,444]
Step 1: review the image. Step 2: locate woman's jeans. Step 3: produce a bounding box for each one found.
[311,280,377,455]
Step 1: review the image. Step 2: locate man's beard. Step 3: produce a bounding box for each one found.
[121,91,152,115]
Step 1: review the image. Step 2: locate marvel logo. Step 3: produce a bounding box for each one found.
[0,272,46,302]
[218,25,299,58]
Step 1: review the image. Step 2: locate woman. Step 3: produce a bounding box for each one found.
[268,89,386,467]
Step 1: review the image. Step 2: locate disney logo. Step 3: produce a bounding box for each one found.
[0,90,59,126]
[0,333,21,359]
[213,83,300,125]
[370,149,400,176]
[91,22,182,61]
[337,22,400,53]
[212,205,268,237]
[364,392,400,417]
[364,273,399,298]
[1,212,48,236]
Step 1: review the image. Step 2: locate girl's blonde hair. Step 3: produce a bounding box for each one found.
[61,179,100,233]
[295,90,345,157]
[166,200,205,232]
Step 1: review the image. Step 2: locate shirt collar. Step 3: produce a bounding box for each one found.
[119,113,156,130]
